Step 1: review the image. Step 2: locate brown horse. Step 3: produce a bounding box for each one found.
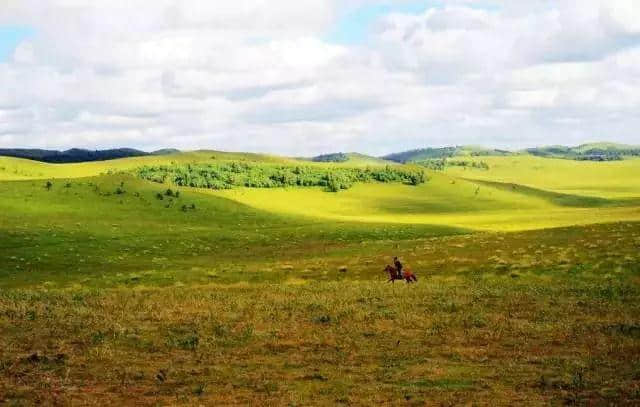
[384,265,417,283]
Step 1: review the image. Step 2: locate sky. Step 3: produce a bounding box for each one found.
[0,0,639,155]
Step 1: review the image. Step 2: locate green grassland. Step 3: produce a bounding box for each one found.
[445,155,640,199]
[210,173,640,231]
[1,151,640,405]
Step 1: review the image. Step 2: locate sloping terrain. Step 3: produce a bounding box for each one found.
[1,149,640,405]
[0,173,461,288]
[444,155,640,199]
[0,151,302,180]
[2,152,640,233]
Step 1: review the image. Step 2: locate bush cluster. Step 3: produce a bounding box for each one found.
[447,160,490,170]
[135,162,426,192]
[415,159,446,171]
[415,159,489,171]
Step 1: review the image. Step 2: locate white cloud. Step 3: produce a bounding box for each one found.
[0,0,639,154]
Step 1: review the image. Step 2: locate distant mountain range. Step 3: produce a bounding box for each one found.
[524,143,640,161]
[308,152,395,166]
[382,146,512,163]
[0,148,180,163]
[1,142,639,164]
[382,143,640,163]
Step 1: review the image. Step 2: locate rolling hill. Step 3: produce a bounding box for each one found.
[1,149,639,233]
[308,152,395,166]
[525,142,640,160]
[382,142,640,164]
[0,147,180,163]
[382,146,512,163]
[443,154,640,199]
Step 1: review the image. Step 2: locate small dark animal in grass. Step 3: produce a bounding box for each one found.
[384,265,417,283]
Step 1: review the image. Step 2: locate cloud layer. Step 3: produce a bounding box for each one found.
[0,0,639,155]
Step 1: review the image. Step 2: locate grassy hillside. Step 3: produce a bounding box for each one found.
[0,150,397,182]
[210,177,640,231]
[1,151,639,277]
[444,155,640,199]
[344,152,397,166]
[1,150,639,404]
[0,174,460,289]
[0,151,298,181]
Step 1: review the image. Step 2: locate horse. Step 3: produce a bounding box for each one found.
[384,264,417,283]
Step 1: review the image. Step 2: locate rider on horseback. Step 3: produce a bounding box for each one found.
[385,256,417,283]
[393,256,403,276]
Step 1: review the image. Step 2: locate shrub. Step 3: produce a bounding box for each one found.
[415,159,446,171]
[166,332,199,350]
[193,384,206,396]
[326,175,340,192]
[408,171,426,186]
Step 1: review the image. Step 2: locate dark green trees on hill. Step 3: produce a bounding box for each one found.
[413,159,489,171]
[526,144,639,160]
[135,162,426,192]
[311,153,349,163]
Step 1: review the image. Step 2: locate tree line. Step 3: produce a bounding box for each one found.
[135,162,426,192]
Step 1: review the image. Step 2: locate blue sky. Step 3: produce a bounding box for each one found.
[0,25,34,62]
[326,1,439,44]
[325,1,501,45]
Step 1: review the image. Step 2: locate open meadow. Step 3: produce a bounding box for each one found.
[1,152,640,405]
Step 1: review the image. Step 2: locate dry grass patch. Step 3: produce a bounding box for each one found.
[1,277,639,405]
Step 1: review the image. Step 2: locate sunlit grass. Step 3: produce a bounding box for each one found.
[445,155,640,199]
[209,174,640,231]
